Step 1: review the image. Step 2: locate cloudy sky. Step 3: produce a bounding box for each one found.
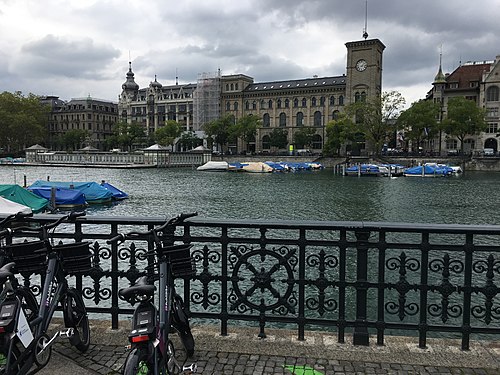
[0,0,498,107]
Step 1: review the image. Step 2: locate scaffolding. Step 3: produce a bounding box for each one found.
[193,71,221,131]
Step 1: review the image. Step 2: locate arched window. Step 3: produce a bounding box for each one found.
[487,86,499,102]
[332,110,340,120]
[296,112,304,127]
[230,83,234,91]
[339,95,344,106]
[314,111,322,127]
[355,92,361,102]
[262,135,271,150]
[330,96,335,106]
[260,100,266,109]
[279,112,287,127]
[320,97,325,106]
[311,97,317,106]
[245,101,250,110]
[235,83,239,90]
[277,99,282,109]
[234,102,238,111]
[285,99,290,108]
[302,98,307,107]
[226,102,230,111]
[268,100,273,109]
[294,98,299,108]
[252,101,257,110]
[263,113,270,127]
[225,84,229,91]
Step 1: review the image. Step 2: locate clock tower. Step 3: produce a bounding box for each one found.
[345,38,385,105]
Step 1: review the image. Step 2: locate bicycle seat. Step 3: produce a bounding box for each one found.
[119,276,156,301]
[0,262,16,282]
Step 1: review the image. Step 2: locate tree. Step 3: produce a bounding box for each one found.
[268,128,288,150]
[203,114,235,152]
[397,100,440,150]
[154,120,182,149]
[293,127,316,149]
[233,114,259,152]
[345,90,406,155]
[0,91,49,153]
[441,97,487,153]
[62,129,89,151]
[178,131,202,150]
[323,114,356,156]
[113,121,146,151]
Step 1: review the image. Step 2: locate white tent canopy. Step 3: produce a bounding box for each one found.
[0,196,32,215]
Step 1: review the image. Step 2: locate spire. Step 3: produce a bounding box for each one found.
[362,0,369,39]
[433,47,446,84]
[122,61,139,91]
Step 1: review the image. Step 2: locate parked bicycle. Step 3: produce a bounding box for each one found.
[0,211,92,374]
[107,212,198,375]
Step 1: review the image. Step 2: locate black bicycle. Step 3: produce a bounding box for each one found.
[107,212,198,375]
[0,211,91,374]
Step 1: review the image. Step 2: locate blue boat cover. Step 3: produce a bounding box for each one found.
[28,187,86,206]
[0,184,48,213]
[29,181,113,203]
[101,182,129,200]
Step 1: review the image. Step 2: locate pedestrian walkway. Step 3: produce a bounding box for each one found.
[38,319,500,374]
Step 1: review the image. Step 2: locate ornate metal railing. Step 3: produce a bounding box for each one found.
[5,214,500,350]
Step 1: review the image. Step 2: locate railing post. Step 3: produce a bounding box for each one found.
[353,230,370,346]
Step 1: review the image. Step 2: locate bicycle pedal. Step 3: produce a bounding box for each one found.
[60,328,75,338]
[182,363,197,373]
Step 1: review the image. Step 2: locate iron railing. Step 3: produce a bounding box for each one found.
[4,214,500,350]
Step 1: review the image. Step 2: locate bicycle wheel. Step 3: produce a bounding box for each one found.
[17,286,39,322]
[123,347,153,375]
[0,344,21,374]
[63,288,90,352]
[177,329,195,358]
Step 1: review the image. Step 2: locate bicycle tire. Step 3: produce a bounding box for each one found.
[123,347,153,375]
[0,343,21,374]
[64,288,90,352]
[16,286,39,323]
[177,329,195,358]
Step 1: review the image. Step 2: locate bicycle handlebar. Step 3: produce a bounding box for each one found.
[0,211,33,227]
[7,211,86,234]
[106,212,198,245]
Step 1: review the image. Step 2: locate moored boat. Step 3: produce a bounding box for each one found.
[196,161,229,171]
[29,180,114,204]
[28,186,87,209]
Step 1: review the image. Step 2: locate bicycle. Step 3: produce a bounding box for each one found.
[0,211,92,374]
[107,212,198,375]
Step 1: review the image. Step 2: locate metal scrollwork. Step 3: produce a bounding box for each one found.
[305,249,338,316]
[471,254,500,324]
[228,244,297,314]
[191,245,222,309]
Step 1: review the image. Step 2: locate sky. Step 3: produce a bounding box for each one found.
[0,0,498,108]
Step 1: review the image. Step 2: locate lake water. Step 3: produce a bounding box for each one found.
[1,165,499,226]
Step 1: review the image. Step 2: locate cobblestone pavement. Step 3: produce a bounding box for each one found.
[39,320,500,375]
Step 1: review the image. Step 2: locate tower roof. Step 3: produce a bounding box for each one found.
[122,62,139,91]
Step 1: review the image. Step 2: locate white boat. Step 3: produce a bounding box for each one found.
[0,196,32,215]
[241,162,274,173]
[196,161,229,171]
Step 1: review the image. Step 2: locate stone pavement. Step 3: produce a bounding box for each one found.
[37,319,500,375]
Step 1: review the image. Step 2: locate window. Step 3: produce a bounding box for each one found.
[235,83,238,90]
[332,110,340,120]
[245,101,250,110]
[446,139,458,150]
[314,111,322,127]
[252,101,257,110]
[293,98,299,108]
[226,102,230,111]
[338,96,344,106]
[268,100,273,109]
[277,99,282,109]
[263,113,270,127]
[311,97,317,106]
[330,96,335,106]
[487,86,499,102]
[486,107,499,118]
[320,97,325,106]
[234,102,238,111]
[285,99,290,108]
[230,83,234,91]
[260,100,266,109]
[487,123,498,134]
[312,134,322,149]
[262,135,270,149]
[226,84,229,91]
[302,98,307,107]
[296,112,304,127]
[279,113,287,127]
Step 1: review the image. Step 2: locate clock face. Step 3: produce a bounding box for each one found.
[356,59,367,72]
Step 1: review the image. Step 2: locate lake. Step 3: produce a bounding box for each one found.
[1,165,499,226]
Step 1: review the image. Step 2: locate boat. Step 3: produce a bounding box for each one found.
[196,161,229,171]
[403,164,454,177]
[100,182,129,200]
[0,196,32,215]
[28,186,87,209]
[241,162,274,173]
[0,184,48,213]
[29,181,114,204]
[345,164,389,177]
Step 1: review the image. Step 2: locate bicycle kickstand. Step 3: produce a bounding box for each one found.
[37,328,75,356]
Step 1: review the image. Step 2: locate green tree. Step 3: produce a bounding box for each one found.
[233,114,259,152]
[113,121,146,151]
[268,128,288,150]
[62,129,89,151]
[397,100,440,150]
[154,120,182,149]
[441,96,487,153]
[293,127,316,149]
[323,114,356,156]
[345,90,406,155]
[203,114,235,152]
[178,131,202,150]
[0,91,48,153]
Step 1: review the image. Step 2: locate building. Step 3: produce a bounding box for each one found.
[42,95,118,151]
[118,37,385,154]
[427,54,500,154]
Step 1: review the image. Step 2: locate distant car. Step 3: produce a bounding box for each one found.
[483,148,495,156]
[447,149,459,156]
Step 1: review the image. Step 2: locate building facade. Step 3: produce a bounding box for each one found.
[117,38,385,154]
[42,95,118,151]
[427,55,500,154]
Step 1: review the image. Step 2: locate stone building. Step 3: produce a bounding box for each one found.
[118,37,385,154]
[42,95,118,151]
[427,54,500,154]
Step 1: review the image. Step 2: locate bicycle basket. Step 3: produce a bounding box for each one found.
[55,241,92,274]
[158,244,196,277]
[3,240,47,273]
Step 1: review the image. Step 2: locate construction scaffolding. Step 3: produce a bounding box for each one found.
[193,71,221,131]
